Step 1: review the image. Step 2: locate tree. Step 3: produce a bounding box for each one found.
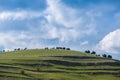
[66,48,70,50]
[85,50,90,53]
[45,47,49,50]
[14,49,17,51]
[96,54,100,57]
[18,48,20,51]
[91,51,96,55]
[63,47,66,50]
[102,54,107,58]
[3,50,5,52]
[108,55,112,59]
[24,48,27,50]
[20,70,25,75]
[56,47,60,49]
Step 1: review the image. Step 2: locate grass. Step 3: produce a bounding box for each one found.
[0,49,120,80]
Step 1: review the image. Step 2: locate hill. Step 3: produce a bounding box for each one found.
[0,49,120,80]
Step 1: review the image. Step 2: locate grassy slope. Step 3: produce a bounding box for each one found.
[0,49,120,80]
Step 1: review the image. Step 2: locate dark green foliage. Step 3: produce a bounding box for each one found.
[85,50,90,53]
[24,48,27,50]
[66,48,70,50]
[102,54,107,58]
[56,47,70,50]
[63,47,66,50]
[56,47,62,49]
[3,50,5,52]
[108,55,112,59]
[45,47,49,50]
[14,49,17,51]
[96,54,100,57]
[18,48,20,51]
[91,51,96,55]
[102,54,112,59]
[21,70,25,75]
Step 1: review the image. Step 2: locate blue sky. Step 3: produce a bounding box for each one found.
[0,0,120,60]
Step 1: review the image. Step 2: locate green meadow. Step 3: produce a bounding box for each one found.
[0,49,119,80]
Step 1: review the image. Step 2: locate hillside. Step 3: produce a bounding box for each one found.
[0,49,120,80]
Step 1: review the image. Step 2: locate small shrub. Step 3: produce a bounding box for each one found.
[21,70,25,75]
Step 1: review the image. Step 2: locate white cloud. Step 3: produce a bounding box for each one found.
[0,32,24,50]
[80,41,89,46]
[0,31,44,51]
[45,0,82,28]
[0,0,98,50]
[96,29,120,54]
[0,11,41,20]
[42,0,97,43]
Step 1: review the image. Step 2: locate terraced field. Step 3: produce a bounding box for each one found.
[0,49,120,80]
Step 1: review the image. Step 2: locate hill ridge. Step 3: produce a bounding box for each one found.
[0,49,120,80]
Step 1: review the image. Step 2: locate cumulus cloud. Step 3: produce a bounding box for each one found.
[96,29,120,54]
[45,0,82,28]
[0,32,27,50]
[0,31,45,51]
[42,0,80,42]
[42,0,97,42]
[0,0,98,50]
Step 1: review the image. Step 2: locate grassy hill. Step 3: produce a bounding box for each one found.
[0,49,120,80]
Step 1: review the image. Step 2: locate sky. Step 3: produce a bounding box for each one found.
[0,0,120,60]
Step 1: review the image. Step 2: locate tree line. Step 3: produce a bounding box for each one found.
[0,47,28,52]
[45,47,71,50]
[85,50,112,59]
[0,47,112,59]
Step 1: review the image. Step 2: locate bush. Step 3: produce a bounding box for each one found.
[56,47,62,49]
[108,55,112,59]
[45,47,49,50]
[21,70,25,75]
[66,48,70,50]
[24,48,27,50]
[18,48,20,51]
[3,50,5,52]
[96,54,100,57]
[91,51,96,55]
[85,50,90,53]
[102,54,107,58]
[63,47,66,50]
[14,49,17,51]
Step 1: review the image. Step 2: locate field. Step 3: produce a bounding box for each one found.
[0,49,120,80]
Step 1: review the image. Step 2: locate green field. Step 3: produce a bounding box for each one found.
[0,49,120,80]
